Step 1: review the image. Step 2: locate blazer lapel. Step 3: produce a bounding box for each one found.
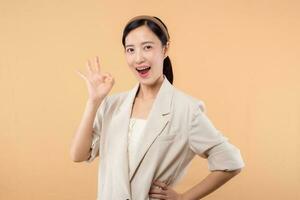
[111,77,175,192]
[129,77,174,181]
[110,82,139,197]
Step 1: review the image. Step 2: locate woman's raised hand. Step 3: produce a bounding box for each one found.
[76,56,115,104]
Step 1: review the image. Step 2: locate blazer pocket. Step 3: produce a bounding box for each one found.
[156,134,177,142]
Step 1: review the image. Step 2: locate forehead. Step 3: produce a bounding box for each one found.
[125,25,160,46]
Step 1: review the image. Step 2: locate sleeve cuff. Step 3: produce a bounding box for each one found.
[85,131,100,163]
[206,142,245,171]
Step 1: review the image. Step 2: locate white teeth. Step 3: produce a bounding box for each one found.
[137,66,150,70]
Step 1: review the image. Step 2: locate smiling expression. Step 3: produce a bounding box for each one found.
[124,25,169,86]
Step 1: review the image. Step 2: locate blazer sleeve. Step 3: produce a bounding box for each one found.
[188,101,245,171]
[85,97,108,163]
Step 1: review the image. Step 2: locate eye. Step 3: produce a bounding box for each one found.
[144,45,152,50]
[126,48,134,53]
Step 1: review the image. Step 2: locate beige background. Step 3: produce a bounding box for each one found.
[1,0,299,199]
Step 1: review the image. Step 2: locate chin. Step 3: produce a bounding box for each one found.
[137,75,163,86]
[138,78,154,86]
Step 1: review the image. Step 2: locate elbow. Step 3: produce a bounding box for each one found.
[71,155,82,163]
[228,168,242,176]
[70,154,87,163]
[70,149,88,163]
[70,147,78,162]
[70,152,80,162]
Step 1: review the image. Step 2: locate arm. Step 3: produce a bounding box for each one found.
[70,99,103,162]
[181,169,242,200]
[185,101,245,199]
[150,166,242,200]
[70,56,114,162]
[150,101,245,199]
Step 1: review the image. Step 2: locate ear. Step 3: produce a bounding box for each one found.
[163,41,170,59]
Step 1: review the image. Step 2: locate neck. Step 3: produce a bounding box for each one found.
[136,75,164,100]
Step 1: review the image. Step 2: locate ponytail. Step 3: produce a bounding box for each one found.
[163,56,173,84]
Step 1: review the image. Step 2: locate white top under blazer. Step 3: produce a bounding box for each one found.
[128,118,147,175]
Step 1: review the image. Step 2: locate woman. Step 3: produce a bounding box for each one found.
[71,15,245,200]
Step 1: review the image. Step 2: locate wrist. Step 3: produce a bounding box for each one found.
[180,191,194,200]
[179,193,188,200]
[87,98,103,106]
[86,100,102,110]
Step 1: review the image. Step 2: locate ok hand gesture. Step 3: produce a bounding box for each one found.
[76,56,114,104]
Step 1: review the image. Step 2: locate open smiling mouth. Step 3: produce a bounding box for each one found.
[136,66,151,76]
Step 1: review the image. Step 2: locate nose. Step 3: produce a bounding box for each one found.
[134,49,145,63]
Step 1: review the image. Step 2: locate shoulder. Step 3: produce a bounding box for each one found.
[103,90,129,109]
[172,87,206,113]
[95,91,129,118]
[106,91,128,103]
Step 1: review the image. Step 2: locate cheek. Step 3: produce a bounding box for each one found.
[152,55,165,68]
[148,54,156,60]
[125,55,134,66]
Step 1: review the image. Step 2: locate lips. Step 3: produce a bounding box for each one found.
[135,66,151,78]
[136,66,151,74]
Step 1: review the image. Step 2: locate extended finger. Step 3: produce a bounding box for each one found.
[86,60,94,76]
[95,56,101,72]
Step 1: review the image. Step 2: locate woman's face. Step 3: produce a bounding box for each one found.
[124,25,169,86]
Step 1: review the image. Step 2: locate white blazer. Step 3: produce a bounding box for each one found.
[86,76,245,200]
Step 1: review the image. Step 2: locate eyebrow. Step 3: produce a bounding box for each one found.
[125,41,155,48]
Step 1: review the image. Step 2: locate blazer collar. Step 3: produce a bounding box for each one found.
[115,76,175,183]
[119,75,174,115]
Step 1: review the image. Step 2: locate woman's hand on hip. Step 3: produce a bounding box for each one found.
[149,180,185,200]
[75,56,115,103]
